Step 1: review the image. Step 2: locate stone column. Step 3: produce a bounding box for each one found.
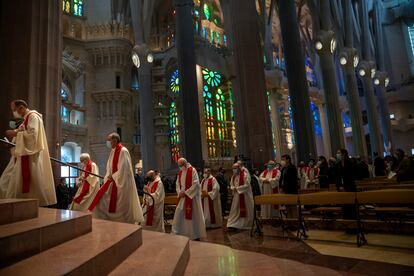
[173,0,203,168]
[0,0,61,180]
[359,0,383,156]
[317,102,332,158]
[373,0,393,153]
[338,0,367,157]
[268,89,284,160]
[374,72,392,153]
[278,0,317,162]
[137,55,157,172]
[221,0,273,167]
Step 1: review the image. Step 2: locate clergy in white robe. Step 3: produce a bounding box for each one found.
[70,153,100,212]
[172,158,206,240]
[142,170,165,232]
[259,160,280,219]
[1,100,56,206]
[304,160,319,189]
[227,163,254,229]
[88,133,143,225]
[201,168,222,228]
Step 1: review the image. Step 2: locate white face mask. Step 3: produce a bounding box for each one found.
[9,121,17,129]
[232,168,239,174]
[280,160,287,167]
[179,165,186,171]
[203,173,208,178]
[13,111,22,119]
[106,141,112,149]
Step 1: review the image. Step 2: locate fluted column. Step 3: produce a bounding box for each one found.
[222,0,273,166]
[374,71,392,153]
[173,0,203,168]
[278,0,317,162]
[268,89,285,160]
[359,0,383,156]
[0,0,61,180]
[317,102,332,158]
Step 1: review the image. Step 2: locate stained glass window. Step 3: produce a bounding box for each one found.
[63,0,71,13]
[223,35,228,46]
[61,106,69,123]
[408,25,414,56]
[169,101,180,162]
[215,32,221,44]
[61,88,69,101]
[73,0,83,17]
[310,102,322,136]
[202,68,221,87]
[203,3,211,20]
[202,27,207,39]
[170,69,180,94]
[210,29,215,43]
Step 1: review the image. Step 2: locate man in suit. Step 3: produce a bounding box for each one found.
[279,154,298,218]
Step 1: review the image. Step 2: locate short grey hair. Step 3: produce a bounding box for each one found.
[108,132,121,143]
[80,153,90,160]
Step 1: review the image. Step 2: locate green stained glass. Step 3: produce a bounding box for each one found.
[202,68,221,88]
[203,3,211,20]
[73,0,83,16]
[169,101,180,162]
[214,18,219,25]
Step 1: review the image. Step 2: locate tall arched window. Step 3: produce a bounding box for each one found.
[62,0,83,17]
[62,0,71,13]
[310,102,322,136]
[169,101,180,162]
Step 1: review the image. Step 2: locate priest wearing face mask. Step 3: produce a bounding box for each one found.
[70,153,100,212]
[171,158,206,240]
[201,168,222,228]
[227,162,254,230]
[88,133,144,224]
[142,170,165,232]
[0,100,56,206]
[259,160,280,219]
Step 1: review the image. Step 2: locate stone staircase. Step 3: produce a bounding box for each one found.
[0,199,190,275]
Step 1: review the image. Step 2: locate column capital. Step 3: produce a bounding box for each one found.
[373,71,390,88]
[338,47,360,68]
[357,60,376,79]
[315,30,336,54]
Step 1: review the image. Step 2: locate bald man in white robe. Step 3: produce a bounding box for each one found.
[88,133,143,224]
[227,162,254,229]
[1,100,56,206]
[143,170,165,232]
[171,158,206,240]
[70,153,100,212]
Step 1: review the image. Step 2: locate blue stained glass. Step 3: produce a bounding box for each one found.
[310,102,322,135]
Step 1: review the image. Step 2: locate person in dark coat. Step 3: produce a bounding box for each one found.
[279,154,298,218]
[134,167,144,196]
[216,167,229,216]
[317,156,329,189]
[373,152,385,177]
[335,149,357,220]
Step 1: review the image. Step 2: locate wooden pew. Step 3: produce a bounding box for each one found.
[253,189,414,246]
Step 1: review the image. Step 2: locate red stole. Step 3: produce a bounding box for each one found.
[177,166,193,220]
[306,167,319,179]
[263,168,279,194]
[146,181,159,226]
[201,177,216,224]
[73,160,93,204]
[232,170,246,218]
[89,143,123,213]
[21,111,40,194]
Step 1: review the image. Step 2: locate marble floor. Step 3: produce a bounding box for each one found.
[167,222,414,276]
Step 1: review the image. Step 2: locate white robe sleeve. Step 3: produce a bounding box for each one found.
[111,148,133,188]
[149,180,165,206]
[258,172,265,194]
[184,168,200,199]
[208,178,220,200]
[85,163,100,187]
[15,113,44,156]
[270,171,280,189]
[236,174,251,194]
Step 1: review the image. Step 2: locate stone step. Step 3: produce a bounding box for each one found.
[0,218,142,275]
[109,230,190,276]
[0,208,91,268]
[0,199,38,225]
